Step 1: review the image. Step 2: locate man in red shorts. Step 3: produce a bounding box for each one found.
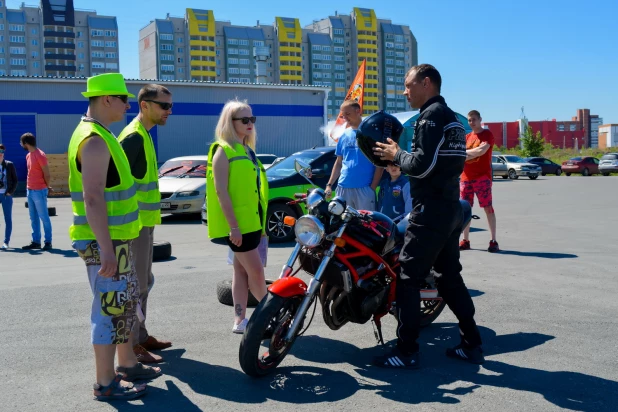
[459,110,499,253]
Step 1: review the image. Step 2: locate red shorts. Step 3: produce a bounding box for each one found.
[460,176,493,208]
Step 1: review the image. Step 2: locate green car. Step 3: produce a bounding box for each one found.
[202,146,337,243]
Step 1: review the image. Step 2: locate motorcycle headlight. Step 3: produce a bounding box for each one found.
[294,216,325,248]
[328,196,346,216]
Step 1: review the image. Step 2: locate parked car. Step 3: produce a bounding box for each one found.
[202,146,337,242]
[598,153,618,176]
[524,157,562,176]
[561,157,600,176]
[256,154,284,169]
[159,156,207,215]
[492,155,541,179]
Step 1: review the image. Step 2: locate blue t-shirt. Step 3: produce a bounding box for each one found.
[335,128,376,189]
[377,175,412,220]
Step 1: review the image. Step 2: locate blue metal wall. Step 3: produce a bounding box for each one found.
[0,115,36,180]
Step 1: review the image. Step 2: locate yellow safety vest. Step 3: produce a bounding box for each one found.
[68,120,140,241]
[206,142,268,238]
[118,118,161,227]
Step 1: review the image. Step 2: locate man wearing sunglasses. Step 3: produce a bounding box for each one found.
[118,84,173,364]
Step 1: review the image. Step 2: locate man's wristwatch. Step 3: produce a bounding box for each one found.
[326,184,332,187]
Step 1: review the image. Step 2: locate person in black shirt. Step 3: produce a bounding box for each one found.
[372,64,484,369]
[119,84,173,364]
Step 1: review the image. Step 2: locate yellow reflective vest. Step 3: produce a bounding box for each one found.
[206,142,268,238]
[68,119,140,241]
[118,118,161,227]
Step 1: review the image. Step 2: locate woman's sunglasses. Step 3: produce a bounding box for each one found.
[0,149,5,154]
[232,116,257,125]
[145,100,174,110]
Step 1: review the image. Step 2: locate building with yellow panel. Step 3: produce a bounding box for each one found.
[275,17,303,85]
[139,7,417,118]
[187,9,216,82]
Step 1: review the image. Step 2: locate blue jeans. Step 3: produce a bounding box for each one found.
[27,188,52,244]
[0,193,13,244]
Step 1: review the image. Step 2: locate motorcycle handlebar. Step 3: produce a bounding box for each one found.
[294,193,307,199]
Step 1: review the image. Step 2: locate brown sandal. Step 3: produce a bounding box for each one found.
[93,374,147,401]
[116,362,162,382]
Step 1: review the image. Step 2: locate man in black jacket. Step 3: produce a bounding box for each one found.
[0,144,18,249]
[372,64,483,369]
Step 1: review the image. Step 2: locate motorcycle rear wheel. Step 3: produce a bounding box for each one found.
[239,293,303,377]
[420,299,446,327]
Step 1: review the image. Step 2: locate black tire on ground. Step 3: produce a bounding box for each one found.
[582,168,590,176]
[266,203,297,243]
[508,169,519,180]
[239,293,303,377]
[216,279,275,307]
[501,175,508,179]
[153,240,172,262]
[528,176,538,180]
[556,168,562,176]
[602,172,610,176]
[541,172,546,176]
[566,173,571,176]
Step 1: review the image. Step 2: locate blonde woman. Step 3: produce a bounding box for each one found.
[207,99,269,333]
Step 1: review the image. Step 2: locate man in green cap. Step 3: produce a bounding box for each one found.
[68,73,161,401]
[118,84,173,363]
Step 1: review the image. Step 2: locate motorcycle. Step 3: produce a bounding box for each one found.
[239,160,477,377]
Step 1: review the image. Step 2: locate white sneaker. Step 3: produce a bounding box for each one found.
[0,243,8,250]
[232,318,249,334]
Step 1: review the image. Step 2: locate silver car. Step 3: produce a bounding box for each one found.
[158,156,207,215]
[492,154,541,180]
[599,153,618,176]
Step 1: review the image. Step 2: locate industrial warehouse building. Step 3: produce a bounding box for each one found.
[0,76,329,183]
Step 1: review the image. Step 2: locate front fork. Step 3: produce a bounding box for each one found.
[281,225,347,342]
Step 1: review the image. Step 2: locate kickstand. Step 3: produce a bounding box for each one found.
[372,318,385,345]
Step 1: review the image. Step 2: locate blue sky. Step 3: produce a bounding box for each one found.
[7,0,617,123]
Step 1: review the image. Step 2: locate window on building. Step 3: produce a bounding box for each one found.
[91,29,104,37]
[228,38,238,45]
[105,41,117,48]
[106,52,117,59]
[78,41,84,48]
[10,36,25,43]
[239,49,249,55]
[385,59,394,65]
[92,40,104,47]
[240,68,250,74]
[312,45,321,51]
[178,47,184,53]
[31,28,37,35]
[228,67,239,74]
[228,48,238,55]
[334,46,344,53]
[177,37,183,43]
[91,51,104,58]
[385,42,394,49]
[216,50,220,56]
[334,38,344,44]
[10,47,26,54]
[10,70,27,76]
[105,30,116,37]
[161,54,174,61]
[161,64,174,72]
[334,28,343,35]
[239,58,249,65]
[106,62,118,69]
[178,67,184,73]
[9,24,24,32]
[254,40,264,46]
[92,62,105,69]
[238,39,249,46]
[228,77,239,82]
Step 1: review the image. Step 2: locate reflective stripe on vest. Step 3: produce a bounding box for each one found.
[118,118,161,227]
[70,184,137,202]
[73,209,139,226]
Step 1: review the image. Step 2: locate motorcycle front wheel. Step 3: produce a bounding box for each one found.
[420,299,446,327]
[239,293,303,377]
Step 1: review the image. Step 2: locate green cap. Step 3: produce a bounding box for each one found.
[81,73,135,98]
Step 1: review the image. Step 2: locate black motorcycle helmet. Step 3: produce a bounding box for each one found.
[355,110,404,167]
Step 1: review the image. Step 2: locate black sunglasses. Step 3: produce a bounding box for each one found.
[232,116,257,125]
[145,100,173,110]
[0,149,5,154]
[110,95,128,104]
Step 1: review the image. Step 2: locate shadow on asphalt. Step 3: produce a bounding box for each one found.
[107,324,616,411]
[0,247,77,258]
[498,250,578,259]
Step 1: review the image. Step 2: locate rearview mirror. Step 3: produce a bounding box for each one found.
[294,159,317,188]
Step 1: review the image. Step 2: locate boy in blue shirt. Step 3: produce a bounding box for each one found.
[377,164,412,222]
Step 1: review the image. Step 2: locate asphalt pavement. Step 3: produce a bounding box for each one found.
[0,175,617,411]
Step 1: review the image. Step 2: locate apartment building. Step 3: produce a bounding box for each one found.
[0,0,119,78]
[139,7,417,118]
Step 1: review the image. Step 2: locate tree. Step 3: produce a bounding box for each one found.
[519,126,545,157]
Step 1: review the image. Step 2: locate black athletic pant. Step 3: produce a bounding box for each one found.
[396,198,482,355]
